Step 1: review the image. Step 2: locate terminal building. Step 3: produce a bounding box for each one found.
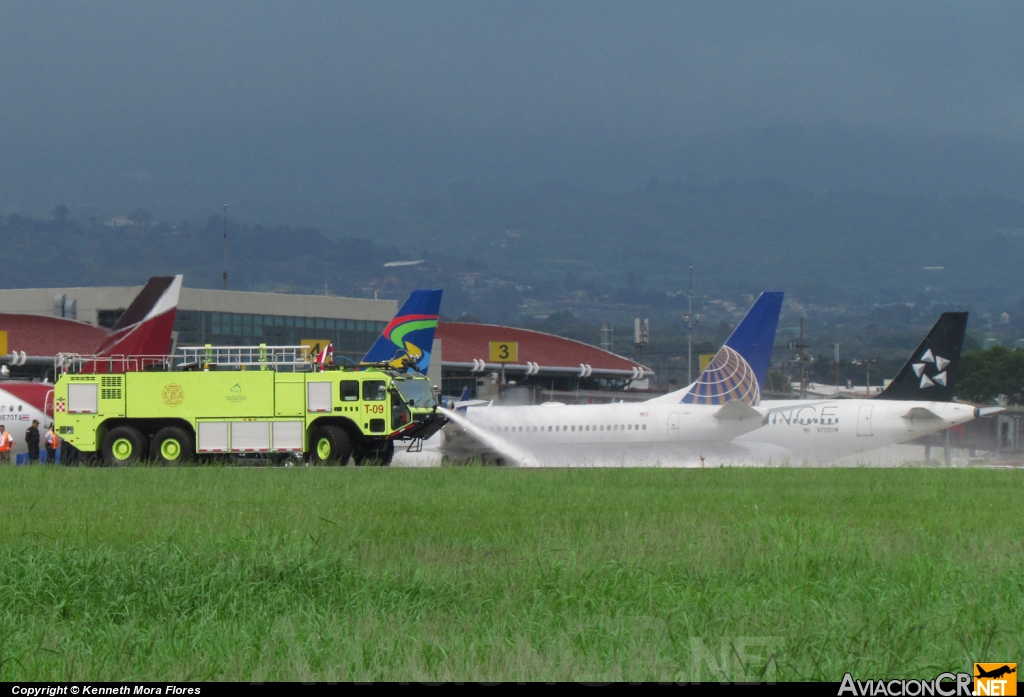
[0,284,652,402]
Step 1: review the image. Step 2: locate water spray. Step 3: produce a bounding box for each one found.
[438,407,539,467]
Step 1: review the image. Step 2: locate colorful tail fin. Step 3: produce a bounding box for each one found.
[876,312,968,402]
[92,275,183,357]
[361,289,443,371]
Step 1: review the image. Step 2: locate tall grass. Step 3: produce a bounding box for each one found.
[0,467,1020,681]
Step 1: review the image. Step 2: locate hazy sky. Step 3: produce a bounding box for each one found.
[2,1,1024,211]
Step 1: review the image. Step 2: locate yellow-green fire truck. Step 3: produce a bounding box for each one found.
[52,345,446,466]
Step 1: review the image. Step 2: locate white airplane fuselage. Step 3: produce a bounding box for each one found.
[441,401,766,464]
[0,383,53,457]
[735,398,977,461]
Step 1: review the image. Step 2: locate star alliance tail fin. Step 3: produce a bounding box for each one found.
[876,312,968,402]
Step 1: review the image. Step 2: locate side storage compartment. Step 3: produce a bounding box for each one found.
[307,381,332,413]
[272,421,304,452]
[197,421,229,453]
[275,373,305,416]
[67,382,99,414]
[231,422,271,452]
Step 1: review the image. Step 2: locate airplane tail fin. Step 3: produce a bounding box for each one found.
[680,291,783,406]
[723,291,784,392]
[876,312,968,402]
[361,289,443,371]
[92,276,183,357]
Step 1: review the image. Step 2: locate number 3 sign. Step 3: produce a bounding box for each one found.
[488,342,518,363]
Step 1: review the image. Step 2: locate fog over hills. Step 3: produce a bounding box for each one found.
[3,1,1024,355]
[3,2,1024,210]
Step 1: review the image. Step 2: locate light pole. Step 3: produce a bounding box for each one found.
[682,266,699,383]
[852,358,878,395]
[222,204,228,291]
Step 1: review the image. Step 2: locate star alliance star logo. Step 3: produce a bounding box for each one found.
[911,349,950,389]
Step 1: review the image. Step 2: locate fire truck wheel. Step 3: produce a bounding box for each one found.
[311,425,352,466]
[101,426,148,466]
[152,427,195,465]
[355,440,394,466]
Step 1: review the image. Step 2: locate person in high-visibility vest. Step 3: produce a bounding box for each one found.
[45,425,59,464]
[0,425,13,463]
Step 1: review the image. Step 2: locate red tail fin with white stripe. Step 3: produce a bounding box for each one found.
[92,275,183,357]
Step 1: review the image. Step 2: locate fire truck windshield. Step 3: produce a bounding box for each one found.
[394,377,437,408]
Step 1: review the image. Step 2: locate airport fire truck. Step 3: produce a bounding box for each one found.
[51,345,446,466]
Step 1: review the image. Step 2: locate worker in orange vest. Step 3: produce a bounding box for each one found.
[0,425,13,463]
[45,424,59,464]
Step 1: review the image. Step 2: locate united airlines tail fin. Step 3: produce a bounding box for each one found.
[361,289,443,372]
[648,291,783,405]
[876,312,968,402]
[722,292,784,392]
[92,275,183,357]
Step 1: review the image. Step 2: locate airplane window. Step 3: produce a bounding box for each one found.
[571,426,575,431]
[548,426,552,432]
[627,424,632,430]
[642,424,647,430]
[17,406,22,411]
[504,427,508,432]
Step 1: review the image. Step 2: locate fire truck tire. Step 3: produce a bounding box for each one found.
[101,426,148,466]
[355,440,394,467]
[311,425,352,466]
[152,427,195,465]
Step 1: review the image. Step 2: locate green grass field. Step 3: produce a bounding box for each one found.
[0,466,1020,682]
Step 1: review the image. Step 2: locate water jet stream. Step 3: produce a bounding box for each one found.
[438,407,539,466]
